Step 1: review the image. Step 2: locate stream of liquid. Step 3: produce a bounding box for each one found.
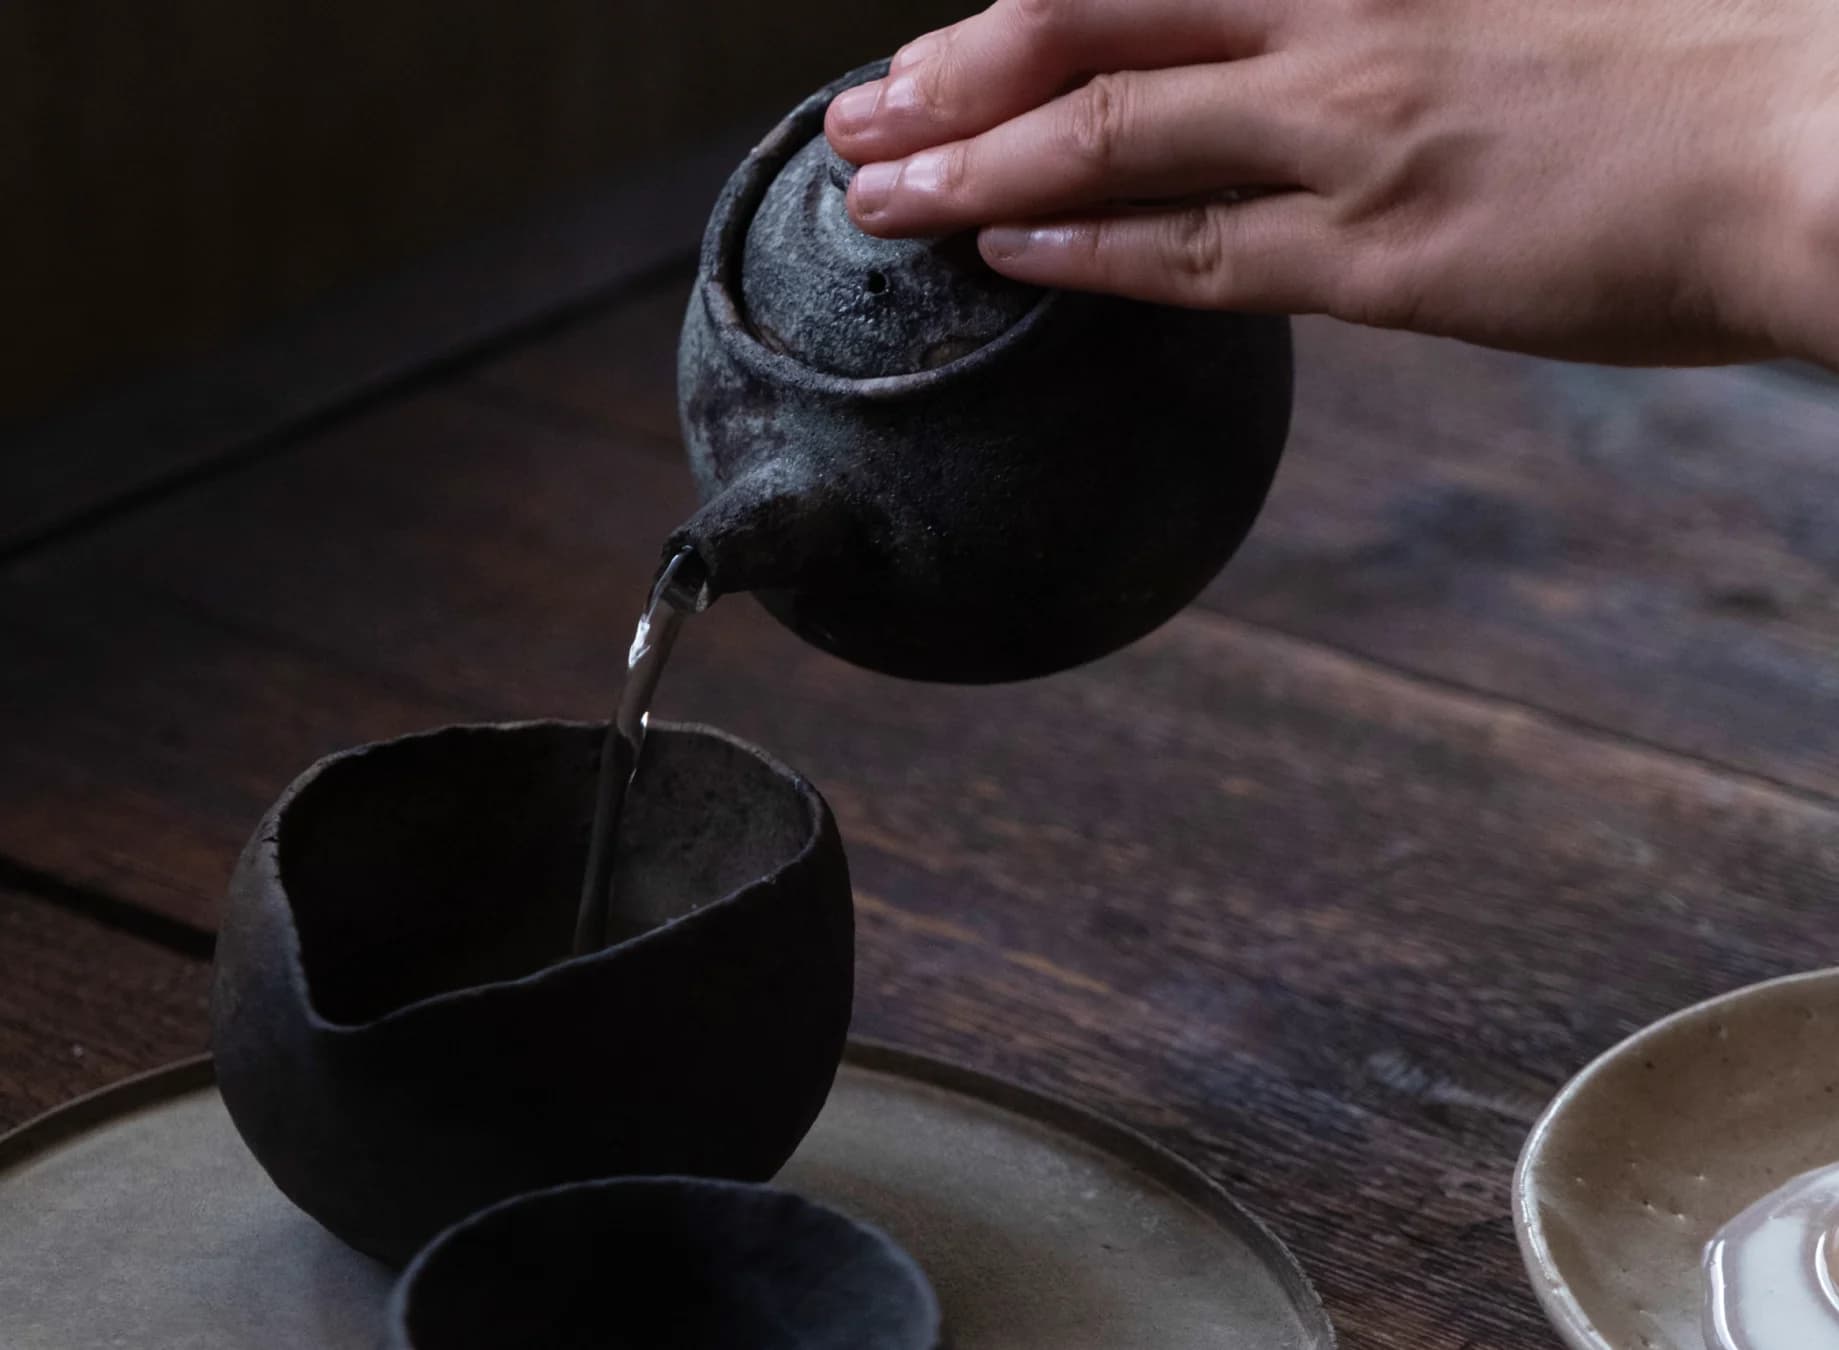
[572,548,709,954]
[1705,1162,1839,1350]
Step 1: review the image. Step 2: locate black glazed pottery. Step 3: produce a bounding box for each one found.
[210,721,853,1268]
[385,1176,941,1350]
[673,59,1294,684]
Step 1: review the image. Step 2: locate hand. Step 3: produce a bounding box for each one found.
[825,0,1839,367]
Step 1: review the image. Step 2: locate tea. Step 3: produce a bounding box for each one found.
[573,548,708,952]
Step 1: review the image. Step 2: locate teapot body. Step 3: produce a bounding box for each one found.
[674,63,1293,684]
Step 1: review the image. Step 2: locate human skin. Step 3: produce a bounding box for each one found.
[824,0,1839,369]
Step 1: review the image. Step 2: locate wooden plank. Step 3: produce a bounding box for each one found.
[474,270,693,450]
[0,130,750,558]
[0,888,210,1130]
[0,581,487,923]
[478,282,1839,802]
[3,384,1838,1344]
[0,1,974,424]
[850,859,1562,1350]
[1218,322,1839,801]
[8,378,1835,1047]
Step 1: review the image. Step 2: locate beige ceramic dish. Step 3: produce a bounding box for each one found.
[1515,968,1839,1350]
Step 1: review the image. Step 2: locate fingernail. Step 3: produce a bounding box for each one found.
[900,148,952,195]
[851,161,900,217]
[891,34,942,72]
[829,82,881,134]
[981,226,1034,262]
[880,73,925,116]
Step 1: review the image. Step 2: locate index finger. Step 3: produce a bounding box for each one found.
[825,0,1280,167]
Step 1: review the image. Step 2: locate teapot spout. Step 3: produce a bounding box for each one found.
[665,462,856,601]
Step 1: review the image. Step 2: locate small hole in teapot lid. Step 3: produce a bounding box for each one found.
[739,136,1040,378]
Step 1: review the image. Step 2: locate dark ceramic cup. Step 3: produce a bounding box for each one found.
[384,1176,941,1350]
[211,720,853,1268]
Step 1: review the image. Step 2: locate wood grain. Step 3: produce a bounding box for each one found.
[473,269,692,450]
[3,376,1838,1346]
[1220,322,1839,800]
[0,889,210,1130]
[0,0,968,421]
[479,271,1839,804]
[0,135,743,558]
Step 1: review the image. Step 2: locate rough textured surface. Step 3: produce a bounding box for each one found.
[1215,332,1839,800]
[1517,969,1839,1350]
[390,1177,940,1350]
[675,62,1294,682]
[0,1054,1331,1350]
[211,721,854,1267]
[2,154,1838,1349]
[0,890,209,1128]
[741,134,1038,379]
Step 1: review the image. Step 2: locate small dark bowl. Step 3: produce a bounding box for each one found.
[385,1177,941,1350]
[211,720,854,1267]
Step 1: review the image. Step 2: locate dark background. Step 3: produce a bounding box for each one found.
[2,2,965,422]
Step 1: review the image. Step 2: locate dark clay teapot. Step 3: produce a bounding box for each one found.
[672,60,1294,684]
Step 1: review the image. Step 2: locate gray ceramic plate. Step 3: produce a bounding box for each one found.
[1515,969,1839,1350]
[0,1040,1333,1349]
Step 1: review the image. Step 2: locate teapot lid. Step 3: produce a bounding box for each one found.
[738,136,1041,379]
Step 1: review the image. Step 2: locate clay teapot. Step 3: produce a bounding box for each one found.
[210,720,853,1267]
[672,60,1293,683]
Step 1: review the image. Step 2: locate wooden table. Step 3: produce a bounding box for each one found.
[3,139,1837,1350]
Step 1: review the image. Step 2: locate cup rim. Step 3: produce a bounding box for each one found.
[384,1173,942,1350]
[1512,966,1839,1350]
[249,718,835,1036]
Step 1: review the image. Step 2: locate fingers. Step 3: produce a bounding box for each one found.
[886,22,965,76]
[977,195,1337,313]
[846,60,1312,239]
[826,0,1282,166]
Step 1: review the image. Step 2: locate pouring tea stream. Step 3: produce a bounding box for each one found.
[573,546,710,954]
